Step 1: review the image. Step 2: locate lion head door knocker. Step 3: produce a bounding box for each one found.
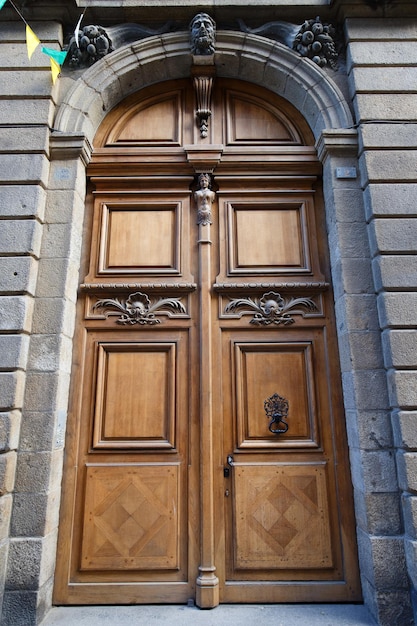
[264,393,289,434]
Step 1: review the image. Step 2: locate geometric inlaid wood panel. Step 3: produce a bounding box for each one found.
[92,342,176,449]
[226,202,310,274]
[98,203,180,274]
[233,464,332,570]
[81,465,179,570]
[233,341,318,448]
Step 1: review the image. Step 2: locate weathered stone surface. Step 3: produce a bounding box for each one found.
[373,256,417,292]
[14,449,62,494]
[383,331,417,369]
[369,218,417,255]
[40,221,83,260]
[0,220,42,257]
[347,40,417,68]
[359,121,417,150]
[388,370,417,409]
[0,295,34,333]
[360,150,417,183]
[346,18,417,40]
[342,369,389,411]
[28,334,73,374]
[35,258,80,300]
[44,189,85,225]
[0,70,53,98]
[403,494,417,538]
[10,490,59,538]
[0,185,46,220]
[0,494,12,541]
[0,126,49,152]
[0,336,29,371]
[338,331,384,373]
[357,530,409,589]
[335,293,380,333]
[0,452,17,496]
[0,154,50,185]
[329,222,370,258]
[378,293,417,328]
[364,183,417,218]
[345,409,393,451]
[31,297,76,337]
[0,100,54,126]
[353,69,417,96]
[0,21,63,43]
[0,411,21,453]
[0,257,38,295]
[397,451,417,493]
[332,258,374,300]
[392,411,417,450]
[355,491,402,535]
[18,412,56,453]
[0,372,26,412]
[0,589,37,626]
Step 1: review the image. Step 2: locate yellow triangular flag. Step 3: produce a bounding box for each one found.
[26,24,40,59]
[49,57,60,84]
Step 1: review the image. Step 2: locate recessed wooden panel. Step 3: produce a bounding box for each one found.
[100,204,179,273]
[226,92,301,145]
[106,93,182,145]
[232,464,333,570]
[234,341,317,447]
[227,202,310,274]
[93,343,176,449]
[81,465,180,570]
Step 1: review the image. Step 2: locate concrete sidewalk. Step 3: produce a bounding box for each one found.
[40,604,377,626]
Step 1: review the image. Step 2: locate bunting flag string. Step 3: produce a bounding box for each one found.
[0,0,84,83]
[26,24,40,59]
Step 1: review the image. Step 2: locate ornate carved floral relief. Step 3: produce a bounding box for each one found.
[224,291,318,326]
[93,291,187,325]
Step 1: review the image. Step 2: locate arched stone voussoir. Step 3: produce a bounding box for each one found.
[54,30,353,145]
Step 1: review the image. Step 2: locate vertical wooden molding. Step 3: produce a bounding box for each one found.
[195,192,219,608]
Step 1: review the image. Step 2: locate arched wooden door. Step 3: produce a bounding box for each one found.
[54,78,361,606]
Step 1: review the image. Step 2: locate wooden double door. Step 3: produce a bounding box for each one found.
[54,79,360,606]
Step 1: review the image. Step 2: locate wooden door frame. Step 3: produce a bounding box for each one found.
[46,30,374,613]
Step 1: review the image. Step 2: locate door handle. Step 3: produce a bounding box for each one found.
[224,454,234,478]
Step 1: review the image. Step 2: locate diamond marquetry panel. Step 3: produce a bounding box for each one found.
[81,465,179,570]
[233,464,333,570]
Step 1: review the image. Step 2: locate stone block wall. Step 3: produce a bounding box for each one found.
[345,17,417,625]
[0,20,62,626]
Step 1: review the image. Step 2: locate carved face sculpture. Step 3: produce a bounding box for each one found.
[190,13,216,55]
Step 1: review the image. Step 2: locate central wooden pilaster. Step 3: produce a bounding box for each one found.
[196,217,219,608]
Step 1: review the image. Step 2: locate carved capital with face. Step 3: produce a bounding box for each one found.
[190,13,216,55]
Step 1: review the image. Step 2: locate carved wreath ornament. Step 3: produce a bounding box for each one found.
[224,291,317,326]
[93,291,186,325]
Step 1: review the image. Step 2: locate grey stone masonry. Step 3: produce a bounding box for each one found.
[346,17,417,626]
[0,19,63,626]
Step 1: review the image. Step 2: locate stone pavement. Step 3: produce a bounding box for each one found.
[40,603,377,626]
